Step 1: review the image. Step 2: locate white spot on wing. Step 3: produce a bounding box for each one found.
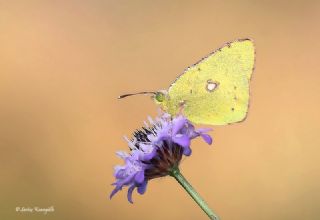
[206,80,219,92]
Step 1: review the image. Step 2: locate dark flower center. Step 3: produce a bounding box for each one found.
[144,140,183,180]
[132,126,158,148]
[131,124,184,180]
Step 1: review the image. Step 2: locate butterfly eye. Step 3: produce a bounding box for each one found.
[155,92,165,102]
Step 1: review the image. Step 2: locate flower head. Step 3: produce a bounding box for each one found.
[110,114,212,203]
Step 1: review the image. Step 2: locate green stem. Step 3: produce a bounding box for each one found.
[170,167,220,220]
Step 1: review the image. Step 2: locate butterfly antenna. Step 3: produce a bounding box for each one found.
[118,92,156,99]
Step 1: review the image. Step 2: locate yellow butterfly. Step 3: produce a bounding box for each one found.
[119,39,255,125]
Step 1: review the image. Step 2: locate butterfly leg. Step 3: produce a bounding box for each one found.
[177,100,186,116]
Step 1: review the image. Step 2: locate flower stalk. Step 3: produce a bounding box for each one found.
[170,167,220,220]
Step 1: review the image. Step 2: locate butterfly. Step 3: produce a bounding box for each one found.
[119,39,255,125]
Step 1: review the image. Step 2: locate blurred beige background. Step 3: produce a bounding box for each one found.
[1,0,320,220]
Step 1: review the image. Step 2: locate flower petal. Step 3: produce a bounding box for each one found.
[201,133,213,145]
[182,146,192,156]
[127,185,136,203]
[156,127,170,142]
[196,128,213,133]
[134,171,145,184]
[173,134,190,147]
[172,116,187,135]
[114,168,126,179]
[141,148,157,161]
[116,174,135,188]
[137,181,148,195]
[110,187,120,199]
[116,151,129,159]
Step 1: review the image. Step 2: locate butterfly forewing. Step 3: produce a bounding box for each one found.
[167,39,255,125]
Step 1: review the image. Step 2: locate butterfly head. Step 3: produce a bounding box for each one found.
[153,90,170,110]
[154,91,165,102]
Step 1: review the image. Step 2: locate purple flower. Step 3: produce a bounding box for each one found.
[110,151,147,203]
[149,115,212,156]
[110,114,212,203]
